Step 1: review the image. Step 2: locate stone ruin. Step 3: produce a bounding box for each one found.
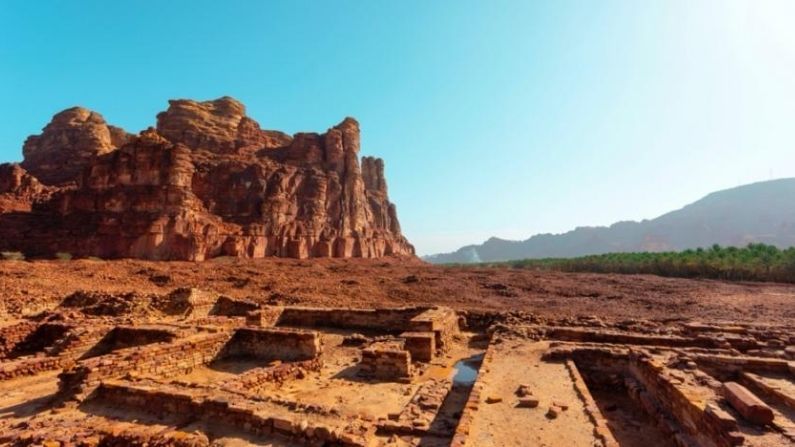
[1,290,795,446]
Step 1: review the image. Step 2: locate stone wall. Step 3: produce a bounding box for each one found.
[80,326,178,359]
[450,341,495,446]
[96,380,374,446]
[360,341,412,380]
[378,378,452,435]
[0,320,38,358]
[627,352,743,447]
[7,322,71,358]
[221,359,323,393]
[59,332,233,400]
[400,331,435,362]
[219,327,321,362]
[694,353,792,375]
[0,322,112,381]
[539,326,720,349]
[0,356,65,381]
[408,307,459,353]
[275,306,429,332]
[565,360,619,447]
[159,288,218,318]
[211,295,259,317]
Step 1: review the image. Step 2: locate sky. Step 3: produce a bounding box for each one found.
[2,1,795,256]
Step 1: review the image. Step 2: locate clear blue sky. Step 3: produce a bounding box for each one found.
[2,1,795,255]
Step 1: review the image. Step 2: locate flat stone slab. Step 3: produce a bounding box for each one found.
[722,381,774,425]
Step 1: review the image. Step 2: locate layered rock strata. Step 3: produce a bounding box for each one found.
[0,97,414,260]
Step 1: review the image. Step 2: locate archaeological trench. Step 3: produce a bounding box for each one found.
[1,98,795,446]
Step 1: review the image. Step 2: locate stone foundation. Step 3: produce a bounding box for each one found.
[360,341,412,380]
[58,332,233,400]
[0,321,38,358]
[219,327,321,362]
[400,331,435,362]
[96,380,374,446]
[275,306,429,332]
[408,307,459,353]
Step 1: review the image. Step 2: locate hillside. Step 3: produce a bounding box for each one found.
[425,178,795,263]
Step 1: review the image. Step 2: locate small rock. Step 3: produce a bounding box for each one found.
[516,384,532,397]
[486,396,503,404]
[546,407,559,419]
[517,398,540,408]
[553,401,569,411]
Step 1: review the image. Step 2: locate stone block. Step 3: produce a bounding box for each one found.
[722,382,774,425]
[401,331,435,362]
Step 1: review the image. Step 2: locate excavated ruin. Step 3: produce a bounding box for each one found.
[1,286,794,447]
[0,97,414,260]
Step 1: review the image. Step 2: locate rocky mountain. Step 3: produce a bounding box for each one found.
[0,97,414,260]
[425,178,795,263]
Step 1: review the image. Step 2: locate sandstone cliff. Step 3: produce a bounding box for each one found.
[21,107,131,186]
[0,164,53,213]
[0,97,414,260]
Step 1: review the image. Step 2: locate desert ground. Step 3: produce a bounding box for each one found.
[1,258,795,447]
[2,257,795,322]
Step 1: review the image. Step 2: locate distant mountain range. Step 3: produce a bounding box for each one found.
[424,178,795,264]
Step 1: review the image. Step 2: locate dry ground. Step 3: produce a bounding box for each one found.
[2,257,795,323]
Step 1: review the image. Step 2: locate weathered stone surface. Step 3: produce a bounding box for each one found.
[155,96,291,154]
[722,381,774,425]
[0,163,52,212]
[0,97,414,260]
[21,107,131,185]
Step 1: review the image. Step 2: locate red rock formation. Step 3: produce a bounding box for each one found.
[21,107,131,186]
[0,97,414,260]
[0,164,53,212]
[155,97,291,155]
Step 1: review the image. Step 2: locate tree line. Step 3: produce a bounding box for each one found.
[477,244,795,283]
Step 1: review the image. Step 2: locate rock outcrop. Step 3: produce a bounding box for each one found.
[155,97,291,154]
[0,97,414,260]
[21,107,131,186]
[0,164,53,213]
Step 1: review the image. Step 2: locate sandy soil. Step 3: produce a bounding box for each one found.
[469,340,600,447]
[2,257,795,323]
[0,370,60,420]
[177,359,269,385]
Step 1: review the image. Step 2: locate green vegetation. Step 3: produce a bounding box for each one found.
[472,244,795,283]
